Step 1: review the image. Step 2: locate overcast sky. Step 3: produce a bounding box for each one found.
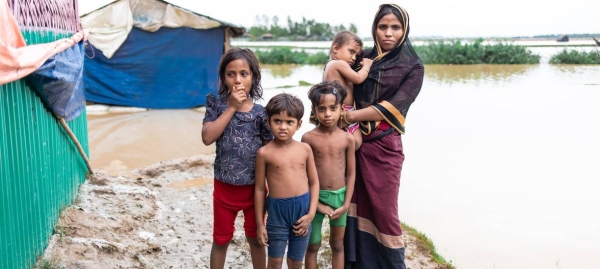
[79,0,600,38]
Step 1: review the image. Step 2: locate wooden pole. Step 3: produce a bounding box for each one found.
[56,115,94,175]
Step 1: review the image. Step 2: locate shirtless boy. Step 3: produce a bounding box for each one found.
[255,93,320,269]
[302,81,356,269]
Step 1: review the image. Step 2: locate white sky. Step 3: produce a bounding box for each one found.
[79,0,600,38]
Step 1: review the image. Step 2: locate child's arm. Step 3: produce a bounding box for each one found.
[331,58,373,84]
[201,106,235,145]
[260,110,274,146]
[254,148,269,246]
[331,134,356,220]
[201,87,248,145]
[293,144,320,237]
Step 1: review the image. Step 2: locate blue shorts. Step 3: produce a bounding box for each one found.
[266,192,311,261]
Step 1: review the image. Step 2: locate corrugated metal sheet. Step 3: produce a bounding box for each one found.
[0,30,89,269]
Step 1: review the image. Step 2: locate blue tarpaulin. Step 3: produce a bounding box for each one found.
[83,26,224,108]
[26,43,86,121]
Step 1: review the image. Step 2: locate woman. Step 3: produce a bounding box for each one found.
[342,4,424,269]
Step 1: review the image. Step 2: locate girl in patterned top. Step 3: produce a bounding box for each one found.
[202,48,273,269]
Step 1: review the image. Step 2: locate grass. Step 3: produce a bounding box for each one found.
[54,224,66,238]
[402,222,455,269]
[34,258,60,269]
[316,221,453,268]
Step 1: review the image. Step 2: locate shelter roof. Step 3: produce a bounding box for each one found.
[81,0,244,36]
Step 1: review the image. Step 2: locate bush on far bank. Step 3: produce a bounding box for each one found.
[414,39,541,64]
[549,49,600,64]
[242,39,600,65]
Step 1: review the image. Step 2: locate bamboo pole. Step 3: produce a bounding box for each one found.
[56,115,94,175]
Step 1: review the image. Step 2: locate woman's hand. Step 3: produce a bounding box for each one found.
[340,110,353,128]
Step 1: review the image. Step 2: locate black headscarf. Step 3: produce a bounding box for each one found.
[353,3,424,135]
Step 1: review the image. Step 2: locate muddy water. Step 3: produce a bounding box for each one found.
[87,109,214,175]
[87,46,600,269]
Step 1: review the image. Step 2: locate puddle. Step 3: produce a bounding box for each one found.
[168,178,212,189]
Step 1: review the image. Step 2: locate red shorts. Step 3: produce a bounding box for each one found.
[213,179,257,245]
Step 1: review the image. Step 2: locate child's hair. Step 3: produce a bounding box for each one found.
[330,30,363,54]
[265,93,304,121]
[217,48,263,101]
[307,81,348,107]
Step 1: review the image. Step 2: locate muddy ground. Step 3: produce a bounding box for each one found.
[40,154,442,269]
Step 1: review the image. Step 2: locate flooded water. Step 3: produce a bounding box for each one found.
[87,46,600,268]
[87,109,214,174]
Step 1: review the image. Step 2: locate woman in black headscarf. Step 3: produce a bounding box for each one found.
[342,4,424,268]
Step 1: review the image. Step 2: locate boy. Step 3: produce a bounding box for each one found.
[255,93,320,269]
[302,81,356,269]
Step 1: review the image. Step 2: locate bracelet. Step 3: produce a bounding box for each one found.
[362,69,369,74]
[342,111,352,125]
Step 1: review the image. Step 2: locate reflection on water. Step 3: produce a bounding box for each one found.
[262,64,296,78]
[403,63,600,269]
[262,63,541,86]
[260,64,322,89]
[87,60,600,269]
[550,64,600,84]
[424,64,536,84]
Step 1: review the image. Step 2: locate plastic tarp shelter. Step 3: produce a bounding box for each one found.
[81,0,245,108]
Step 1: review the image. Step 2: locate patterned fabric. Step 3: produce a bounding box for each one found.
[203,93,273,185]
[345,126,406,269]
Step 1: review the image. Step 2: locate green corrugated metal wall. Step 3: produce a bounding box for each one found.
[0,30,90,269]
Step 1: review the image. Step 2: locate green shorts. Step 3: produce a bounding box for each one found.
[308,186,347,245]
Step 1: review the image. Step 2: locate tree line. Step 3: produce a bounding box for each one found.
[531,33,600,38]
[246,15,358,41]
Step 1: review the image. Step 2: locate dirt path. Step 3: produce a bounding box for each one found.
[40,155,442,269]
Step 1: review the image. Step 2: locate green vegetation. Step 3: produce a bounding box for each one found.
[415,39,540,64]
[549,49,600,64]
[35,258,59,269]
[274,80,317,89]
[247,15,357,41]
[253,47,328,64]
[245,39,543,65]
[298,80,312,86]
[402,222,455,269]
